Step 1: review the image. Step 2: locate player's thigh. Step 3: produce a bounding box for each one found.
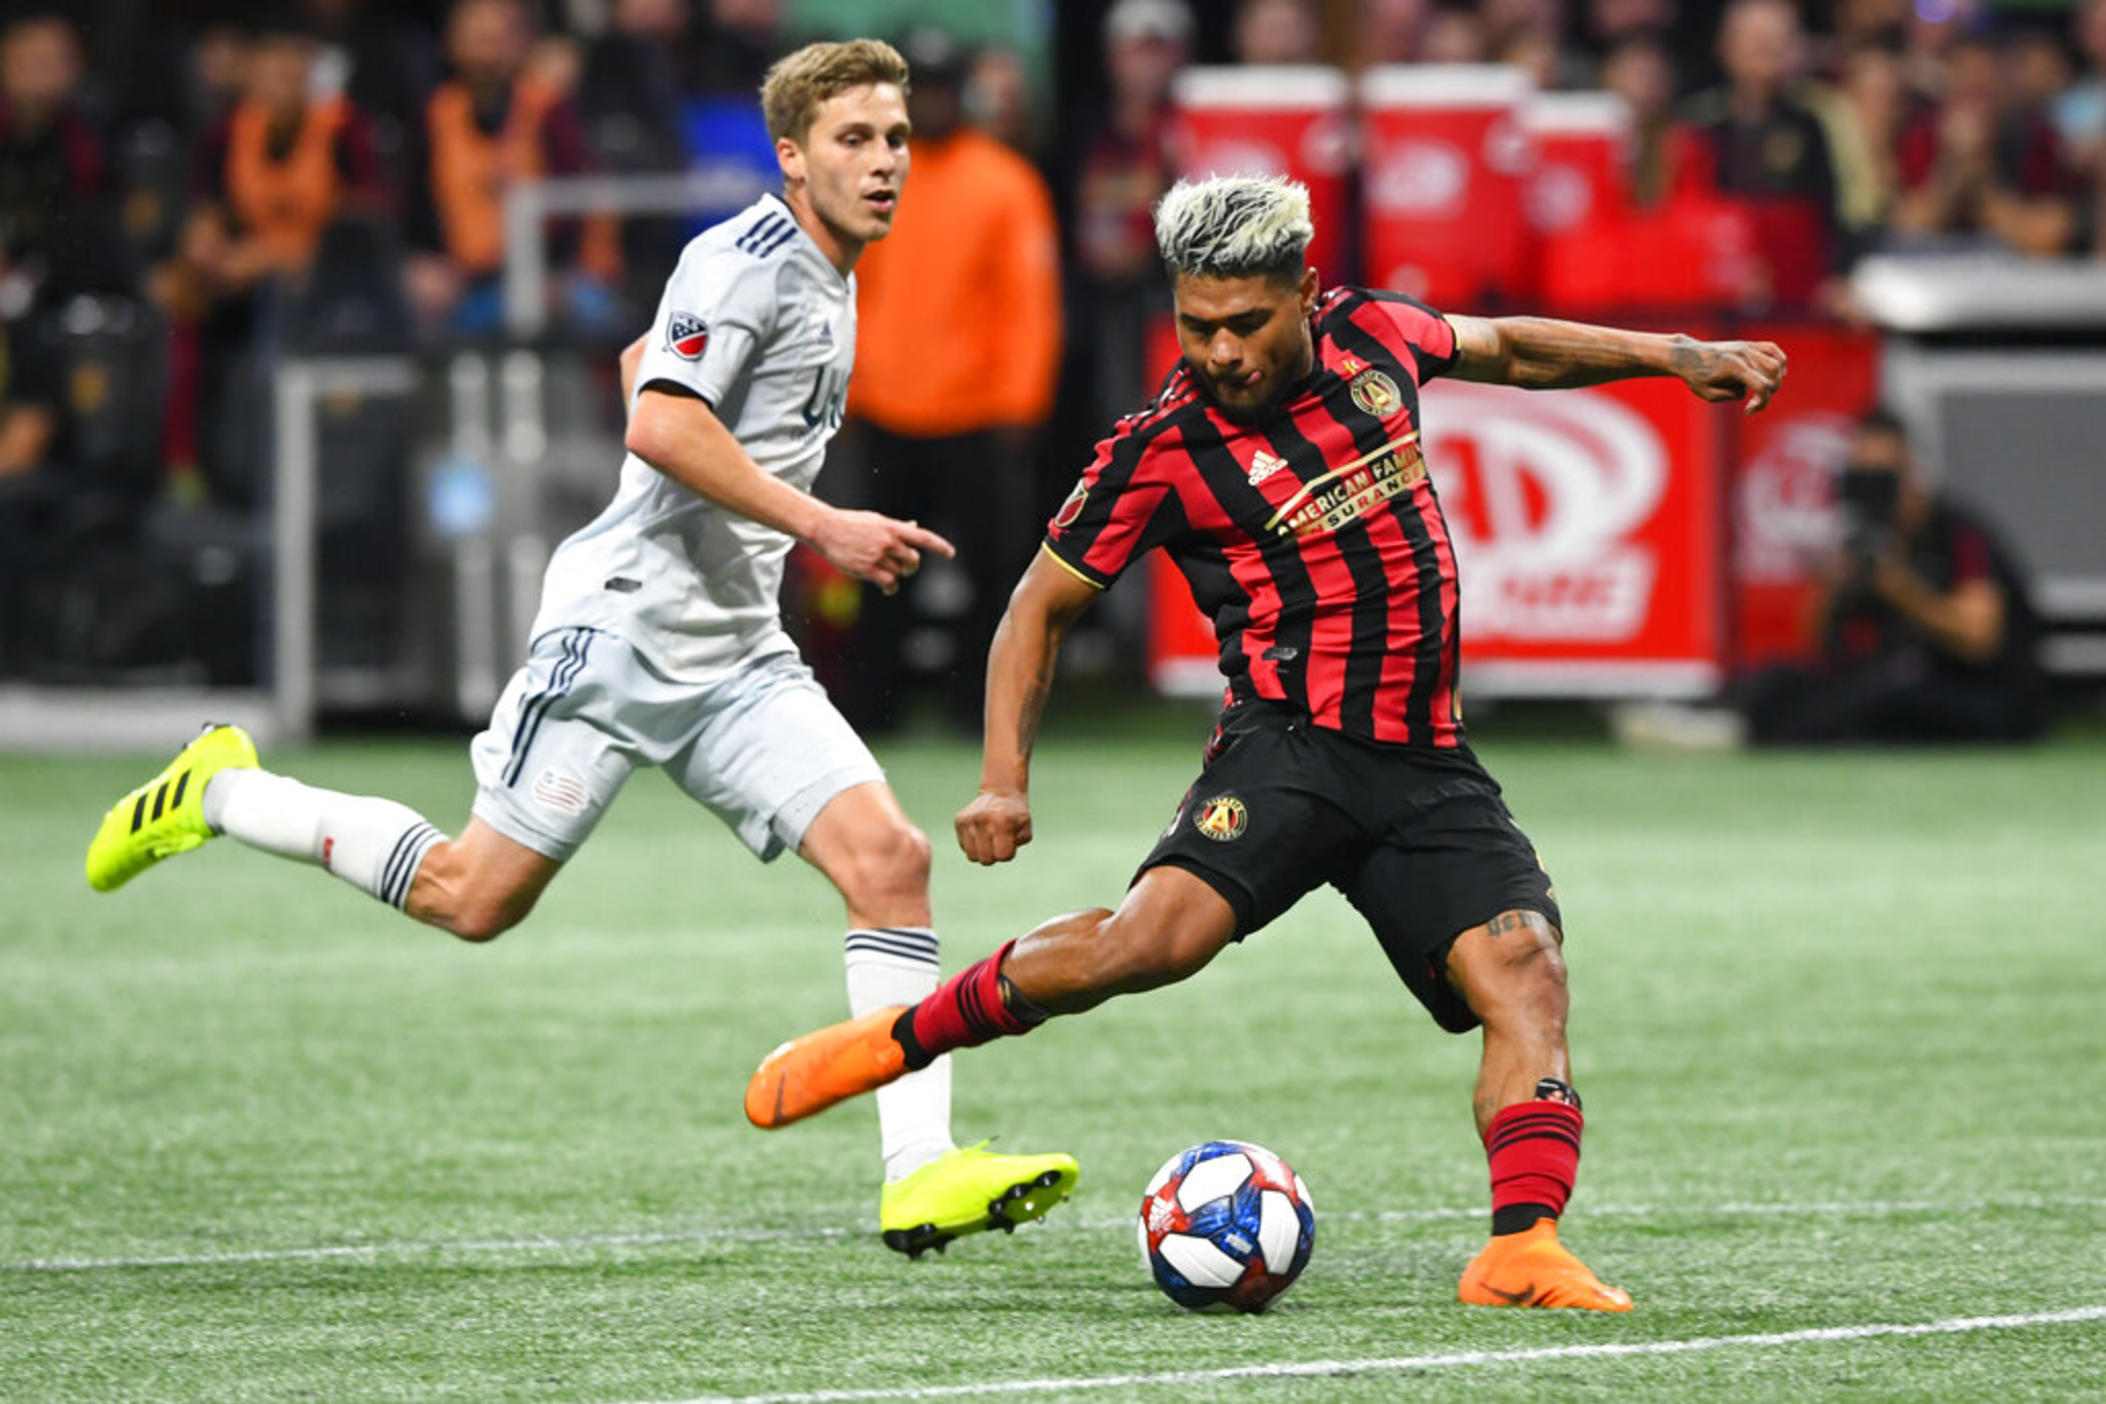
[1133,704,1359,940]
[1334,787,1561,1034]
[666,651,886,862]
[468,627,641,863]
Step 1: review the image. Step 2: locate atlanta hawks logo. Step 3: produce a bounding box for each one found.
[1194,794,1248,842]
[667,312,709,359]
[1349,368,1402,418]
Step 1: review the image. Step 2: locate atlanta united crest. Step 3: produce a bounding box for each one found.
[1194,794,1248,842]
[1349,367,1402,417]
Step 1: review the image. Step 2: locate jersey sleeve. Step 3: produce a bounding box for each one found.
[1042,412,1184,589]
[632,243,781,410]
[1364,290,1459,384]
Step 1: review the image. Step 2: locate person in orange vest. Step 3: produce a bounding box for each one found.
[186,23,382,296]
[405,0,616,335]
[157,22,383,504]
[841,28,1062,732]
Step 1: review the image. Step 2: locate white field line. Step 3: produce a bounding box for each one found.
[643,1307,2106,1404]
[9,1193,2105,1275]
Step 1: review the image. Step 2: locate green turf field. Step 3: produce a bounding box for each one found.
[4,716,2104,1401]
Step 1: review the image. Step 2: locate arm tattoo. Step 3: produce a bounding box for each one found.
[1484,910,1558,941]
[1495,317,1678,390]
[1016,658,1055,757]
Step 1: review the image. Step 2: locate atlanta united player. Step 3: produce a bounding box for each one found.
[87,39,1077,1256]
[746,175,1787,1307]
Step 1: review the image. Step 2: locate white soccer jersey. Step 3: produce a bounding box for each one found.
[529,194,856,682]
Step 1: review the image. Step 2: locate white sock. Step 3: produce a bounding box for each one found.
[845,926,954,1181]
[203,769,445,911]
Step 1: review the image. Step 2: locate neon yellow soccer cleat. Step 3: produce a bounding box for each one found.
[85,724,258,893]
[879,1143,1080,1258]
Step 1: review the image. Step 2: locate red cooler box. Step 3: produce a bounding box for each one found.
[1360,64,1533,308]
[1167,66,1352,283]
[1524,92,1631,236]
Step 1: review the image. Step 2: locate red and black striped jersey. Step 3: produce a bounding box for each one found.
[1045,286,1466,748]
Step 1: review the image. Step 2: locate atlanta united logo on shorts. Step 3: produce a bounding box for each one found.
[1349,367,1402,418]
[1194,794,1248,842]
[667,312,709,359]
[1052,480,1090,529]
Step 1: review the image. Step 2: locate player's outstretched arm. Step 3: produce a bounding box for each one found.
[957,550,1100,866]
[624,389,953,594]
[1447,314,1788,414]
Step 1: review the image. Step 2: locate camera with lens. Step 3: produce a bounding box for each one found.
[1836,464,1900,566]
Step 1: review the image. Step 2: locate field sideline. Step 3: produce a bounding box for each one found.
[3,716,2103,1400]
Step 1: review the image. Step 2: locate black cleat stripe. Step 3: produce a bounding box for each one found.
[170,769,190,811]
[150,782,170,822]
[130,793,149,833]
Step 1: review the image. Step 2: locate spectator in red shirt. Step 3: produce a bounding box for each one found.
[1892,30,2076,256]
[1680,0,1841,306]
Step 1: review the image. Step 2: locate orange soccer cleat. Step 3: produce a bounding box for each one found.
[745,1005,911,1129]
[1457,1220,1633,1311]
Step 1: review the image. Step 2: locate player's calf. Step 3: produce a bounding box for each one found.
[400,821,561,942]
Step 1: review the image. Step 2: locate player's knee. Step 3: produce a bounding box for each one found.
[415,843,536,943]
[1455,910,1568,1023]
[445,901,521,943]
[842,817,931,902]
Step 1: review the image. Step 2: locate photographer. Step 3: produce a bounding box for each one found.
[1744,408,2046,744]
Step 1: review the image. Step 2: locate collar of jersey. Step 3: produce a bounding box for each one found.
[761,191,850,287]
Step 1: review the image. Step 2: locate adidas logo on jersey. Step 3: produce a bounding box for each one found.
[1248,450,1289,485]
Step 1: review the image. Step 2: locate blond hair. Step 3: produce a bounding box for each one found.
[1154,175,1313,280]
[760,39,910,144]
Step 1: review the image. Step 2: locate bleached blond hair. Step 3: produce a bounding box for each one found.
[1152,175,1313,280]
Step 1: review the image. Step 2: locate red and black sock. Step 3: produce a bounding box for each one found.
[1484,1078,1583,1236]
[892,939,1048,1070]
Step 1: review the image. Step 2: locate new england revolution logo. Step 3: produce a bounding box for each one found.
[1193,795,1248,842]
[667,312,709,359]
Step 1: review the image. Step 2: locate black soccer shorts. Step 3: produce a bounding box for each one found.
[1136,700,1561,1034]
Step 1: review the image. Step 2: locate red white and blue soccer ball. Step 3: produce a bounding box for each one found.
[1138,1140,1315,1312]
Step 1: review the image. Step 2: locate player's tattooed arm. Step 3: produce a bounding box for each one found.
[1447,315,1786,412]
[958,551,1099,865]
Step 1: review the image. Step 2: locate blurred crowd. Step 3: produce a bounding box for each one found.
[3,0,2102,689]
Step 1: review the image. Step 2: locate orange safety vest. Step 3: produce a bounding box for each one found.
[426,78,618,280]
[224,96,350,268]
[851,128,1062,436]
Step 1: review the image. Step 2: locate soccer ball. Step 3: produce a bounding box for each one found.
[1138,1140,1315,1312]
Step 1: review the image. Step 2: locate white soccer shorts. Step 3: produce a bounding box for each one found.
[469,627,885,863]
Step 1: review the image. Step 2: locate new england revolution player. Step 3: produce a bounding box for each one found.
[85,39,1077,1257]
[746,175,1788,1307]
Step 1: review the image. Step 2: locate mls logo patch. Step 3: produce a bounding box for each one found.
[1194,794,1248,842]
[667,312,709,360]
[1349,368,1402,418]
